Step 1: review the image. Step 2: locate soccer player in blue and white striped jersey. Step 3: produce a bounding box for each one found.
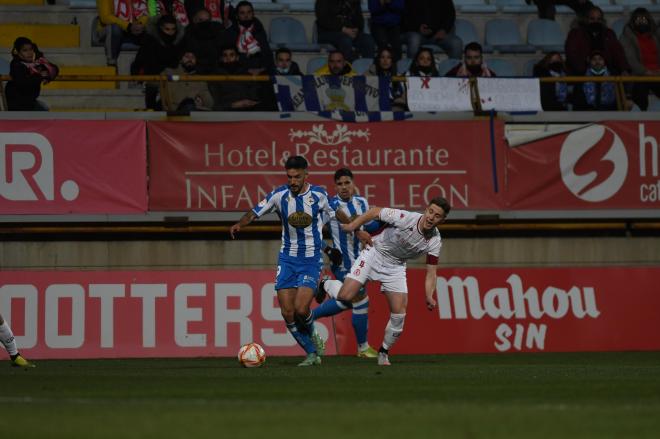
[314,168,379,358]
[230,156,350,366]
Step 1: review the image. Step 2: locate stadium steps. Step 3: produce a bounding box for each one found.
[43,65,118,89]
[0,23,79,48]
[41,88,146,110]
[0,0,43,5]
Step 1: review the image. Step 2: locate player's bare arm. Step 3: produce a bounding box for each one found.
[341,207,382,233]
[334,207,351,224]
[424,263,438,310]
[230,211,257,239]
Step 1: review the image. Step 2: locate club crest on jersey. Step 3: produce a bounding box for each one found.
[288,211,313,228]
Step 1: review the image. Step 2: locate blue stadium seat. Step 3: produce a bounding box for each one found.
[610,18,626,38]
[485,19,536,53]
[487,58,518,76]
[269,17,321,51]
[351,57,373,75]
[0,57,9,75]
[493,0,537,13]
[454,18,493,53]
[248,0,285,11]
[590,0,624,13]
[453,0,497,13]
[279,0,315,12]
[524,58,537,77]
[527,19,565,53]
[397,58,412,74]
[437,58,461,76]
[312,21,336,52]
[306,56,327,74]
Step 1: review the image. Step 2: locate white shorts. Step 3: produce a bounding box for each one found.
[346,246,408,294]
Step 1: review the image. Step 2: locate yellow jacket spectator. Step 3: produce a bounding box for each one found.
[314,50,356,76]
[94,0,150,66]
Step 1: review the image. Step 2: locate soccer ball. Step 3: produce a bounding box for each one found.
[237,342,266,368]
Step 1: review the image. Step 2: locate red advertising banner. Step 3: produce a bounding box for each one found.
[147,120,506,212]
[334,267,660,355]
[505,121,660,209]
[0,120,147,214]
[0,270,336,359]
[1,267,658,359]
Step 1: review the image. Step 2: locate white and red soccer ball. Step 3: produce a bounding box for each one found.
[237,342,266,368]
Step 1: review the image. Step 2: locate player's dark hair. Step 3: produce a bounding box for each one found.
[429,196,451,216]
[334,167,353,182]
[285,155,308,170]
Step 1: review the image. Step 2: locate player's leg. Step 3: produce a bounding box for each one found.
[377,291,408,366]
[312,267,350,319]
[351,290,377,357]
[0,313,35,368]
[294,260,325,365]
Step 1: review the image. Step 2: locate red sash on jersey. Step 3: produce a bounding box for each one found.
[115,0,149,22]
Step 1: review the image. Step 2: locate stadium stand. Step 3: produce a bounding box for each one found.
[526,18,565,52]
[269,16,321,51]
[351,57,373,75]
[485,18,536,53]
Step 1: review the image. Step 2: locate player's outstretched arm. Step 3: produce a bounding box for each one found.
[341,207,382,233]
[424,263,438,311]
[230,211,257,239]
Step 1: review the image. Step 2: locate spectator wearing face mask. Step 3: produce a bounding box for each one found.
[183,7,232,73]
[565,6,630,75]
[406,47,440,77]
[161,51,214,112]
[533,51,569,111]
[445,42,496,78]
[619,7,660,111]
[572,50,618,111]
[274,48,302,75]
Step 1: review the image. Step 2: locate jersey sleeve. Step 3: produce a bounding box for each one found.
[378,207,410,228]
[252,189,279,218]
[426,236,443,264]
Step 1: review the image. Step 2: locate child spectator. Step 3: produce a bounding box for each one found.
[572,50,618,111]
[4,37,58,111]
[533,52,569,111]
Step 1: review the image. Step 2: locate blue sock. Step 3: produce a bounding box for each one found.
[286,321,316,354]
[297,312,316,336]
[313,298,350,319]
[352,296,369,346]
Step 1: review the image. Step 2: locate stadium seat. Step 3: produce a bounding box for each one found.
[437,58,461,76]
[610,18,626,38]
[453,0,497,13]
[614,0,660,12]
[351,57,373,75]
[248,0,285,11]
[279,0,315,12]
[487,58,518,76]
[306,56,327,74]
[454,18,492,53]
[312,21,336,52]
[397,58,412,74]
[0,57,9,75]
[493,0,537,13]
[0,23,80,48]
[485,19,536,53]
[527,19,565,53]
[524,58,538,77]
[269,17,321,51]
[590,0,624,13]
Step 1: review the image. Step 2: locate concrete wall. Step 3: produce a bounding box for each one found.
[2,236,659,270]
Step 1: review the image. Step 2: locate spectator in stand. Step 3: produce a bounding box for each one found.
[183,7,231,73]
[274,48,303,75]
[315,0,376,61]
[572,50,618,111]
[315,50,356,76]
[366,46,406,111]
[210,45,263,110]
[227,1,274,75]
[151,0,190,27]
[533,51,569,111]
[95,0,149,66]
[527,0,594,21]
[445,42,495,77]
[5,37,59,111]
[619,7,660,111]
[185,0,234,27]
[402,0,462,61]
[162,51,214,112]
[131,15,184,109]
[406,47,440,77]
[565,6,630,75]
[368,0,405,61]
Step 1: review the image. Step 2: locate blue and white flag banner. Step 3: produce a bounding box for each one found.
[477,78,542,112]
[406,77,473,112]
[274,75,392,112]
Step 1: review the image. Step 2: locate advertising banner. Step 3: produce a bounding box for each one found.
[147,120,505,212]
[334,267,660,355]
[2,267,658,359]
[505,121,660,209]
[0,120,147,214]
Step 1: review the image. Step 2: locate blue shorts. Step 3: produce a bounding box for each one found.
[276,253,321,291]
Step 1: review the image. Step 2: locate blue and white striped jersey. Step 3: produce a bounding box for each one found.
[252,183,337,259]
[326,194,369,271]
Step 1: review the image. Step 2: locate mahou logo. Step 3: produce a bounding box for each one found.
[559,124,628,202]
[0,133,79,202]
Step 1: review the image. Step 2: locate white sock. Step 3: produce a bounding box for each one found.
[0,321,18,356]
[324,279,342,300]
[382,313,406,351]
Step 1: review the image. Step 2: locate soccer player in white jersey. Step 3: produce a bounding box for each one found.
[313,168,379,358]
[318,196,451,366]
[230,156,350,366]
[0,313,35,368]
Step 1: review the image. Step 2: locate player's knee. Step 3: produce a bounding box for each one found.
[389,313,406,334]
[281,309,295,323]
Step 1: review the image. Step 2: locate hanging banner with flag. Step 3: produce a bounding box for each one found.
[407,77,474,112]
[273,75,392,112]
[478,78,542,112]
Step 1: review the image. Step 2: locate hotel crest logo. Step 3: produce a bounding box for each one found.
[288,124,370,146]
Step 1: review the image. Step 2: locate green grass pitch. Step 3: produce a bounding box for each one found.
[3,352,660,438]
